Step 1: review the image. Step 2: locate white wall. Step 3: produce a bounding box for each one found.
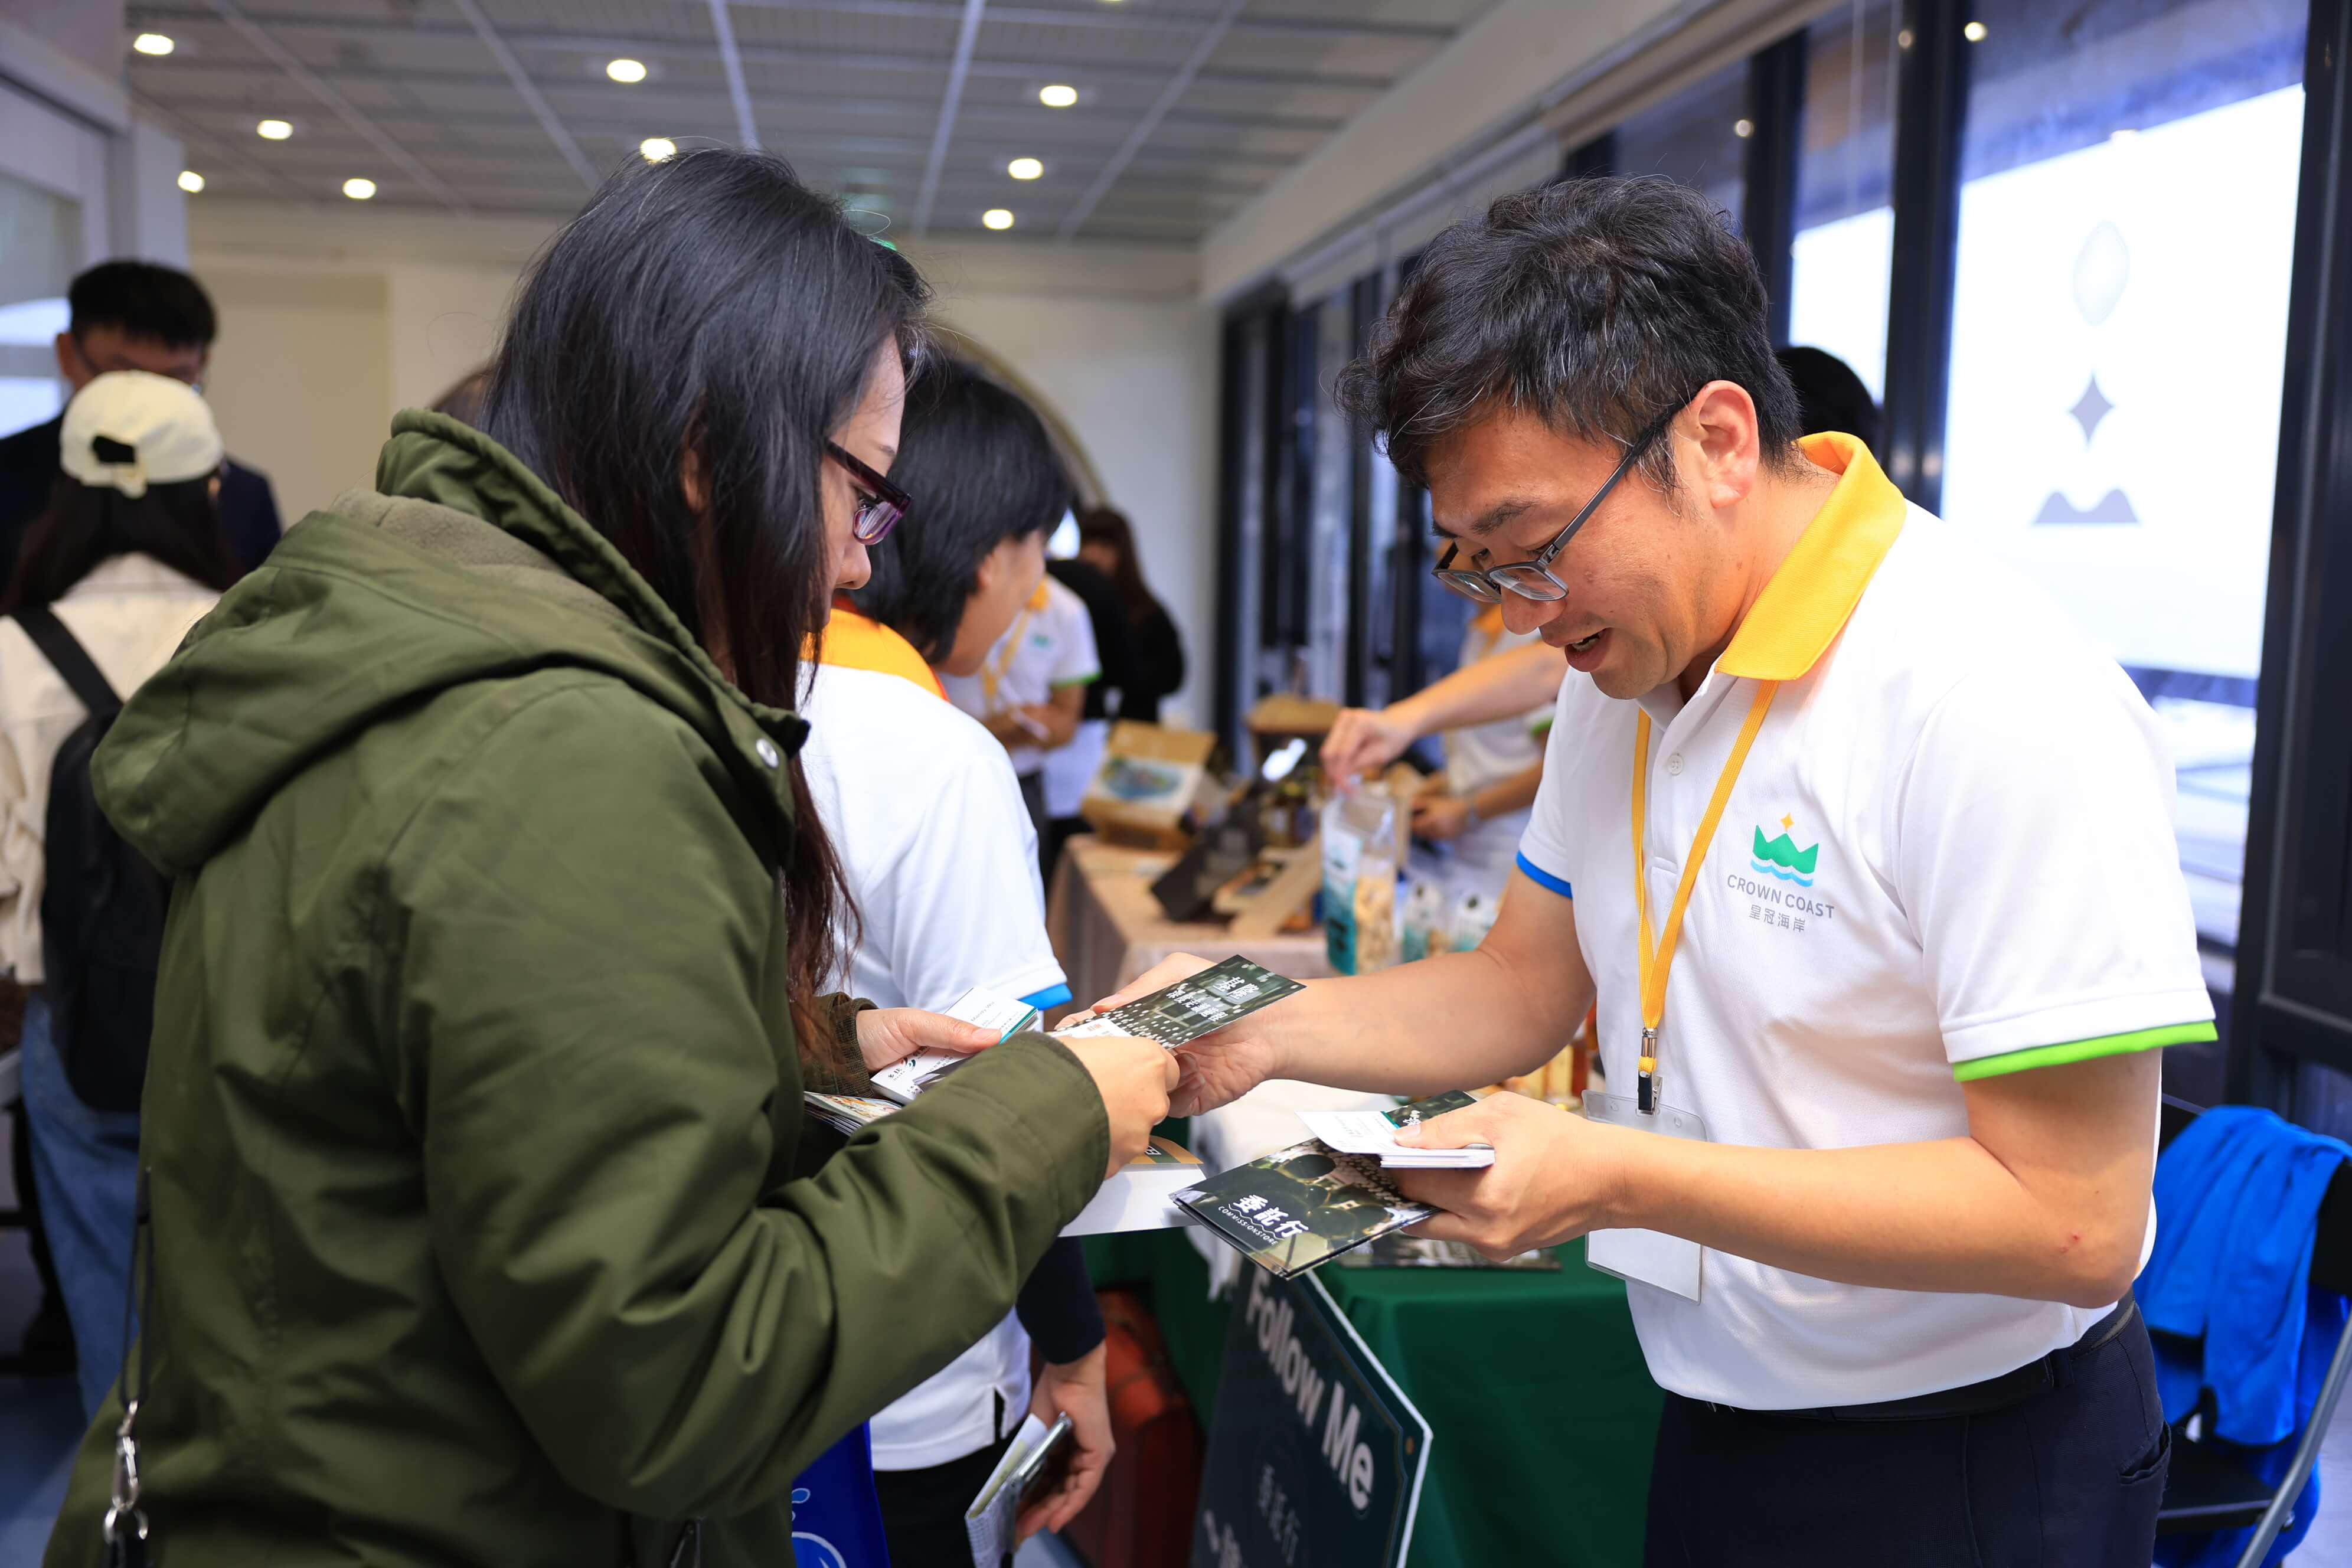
[201,268,388,525]
[186,203,1220,723]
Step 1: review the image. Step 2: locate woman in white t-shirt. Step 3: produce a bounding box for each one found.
[801,359,1111,1560]
[1407,604,1561,888]
[4,371,239,1418]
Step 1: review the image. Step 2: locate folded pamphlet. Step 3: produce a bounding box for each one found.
[1053,956,1303,1046]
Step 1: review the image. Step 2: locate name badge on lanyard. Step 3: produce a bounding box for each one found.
[1593,679,1780,1303]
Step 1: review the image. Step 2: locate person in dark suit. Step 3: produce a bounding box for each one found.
[0,261,282,593]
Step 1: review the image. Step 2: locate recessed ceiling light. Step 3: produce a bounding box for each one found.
[176,169,205,193]
[1963,19,1988,40]
[641,137,678,162]
[1038,83,1079,109]
[132,32,175,57]
[1896,27,1914,47]
[982,208,1015,230]
[1733,117,1754,139]
[342,177,376,200]
[606,57,647,83]
[257,118,293,140]
[1008,157,1044,180]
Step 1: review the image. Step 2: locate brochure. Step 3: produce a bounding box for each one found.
[1054,955,1304,1046]
[1173,1139,1436,1279]
[963,1410,1072,1567]
[801,1093,900,1137]
[1297,1089,1492,1170]
[1063,1136,1204,1236]
[870,986,1043,1105]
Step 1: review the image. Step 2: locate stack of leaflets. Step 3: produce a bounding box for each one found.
[1053,955,1304,1046]
[801,1093,900,1137]
[1171,1093,1485,1279]
[1063,1136,1203,1236]
[870,987,1043,1105]
[1335,1236,1563,1271]
[1297,1092,1493,1169]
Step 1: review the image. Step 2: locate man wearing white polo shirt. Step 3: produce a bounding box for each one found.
[1115,178,2204,1562]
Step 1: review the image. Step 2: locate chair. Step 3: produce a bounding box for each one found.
[2151,1095,2352,1564]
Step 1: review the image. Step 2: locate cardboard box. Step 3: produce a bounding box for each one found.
[1081,722,1217,850]
[1246,693,1342,743]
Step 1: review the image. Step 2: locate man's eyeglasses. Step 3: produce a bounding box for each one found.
[1430,401,1683,605]
[825,441,910,545]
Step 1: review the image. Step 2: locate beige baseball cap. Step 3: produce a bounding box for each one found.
[59,370,224,499]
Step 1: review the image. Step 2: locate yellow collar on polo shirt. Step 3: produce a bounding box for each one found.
[815,605,946,699]
[1714,432,1908,682]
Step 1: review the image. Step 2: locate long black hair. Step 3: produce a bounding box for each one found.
[476,147,929,1074]
[848,359,1073,664]
[1074,507,1165,626]
[0,473,239,614]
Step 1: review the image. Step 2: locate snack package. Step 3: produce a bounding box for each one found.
[1450,889,1500,953]
[1399,878,1449,965]
[1321,790,1402,975]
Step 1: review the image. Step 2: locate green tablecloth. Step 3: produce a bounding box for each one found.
[1083,1229,1662,1568]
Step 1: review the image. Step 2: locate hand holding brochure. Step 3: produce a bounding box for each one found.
[870,986,1043,1105]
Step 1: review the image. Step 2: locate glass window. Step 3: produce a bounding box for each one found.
[0,169,80,436]
[1616,60,1752,228]
[1939,0,2308,949]
[1789,0,1900,401]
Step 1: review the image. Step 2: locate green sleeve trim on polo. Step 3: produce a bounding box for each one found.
[1952,1021,2218,1083]
[1048,672,1099,689]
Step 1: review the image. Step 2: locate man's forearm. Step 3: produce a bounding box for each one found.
[1394,642,1563,738]
[1609,1123,2145,1309]
[1270,945,1586,1097]
[1468,759,1545,821]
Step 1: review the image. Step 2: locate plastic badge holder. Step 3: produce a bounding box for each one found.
[1580,1090,1709,1302]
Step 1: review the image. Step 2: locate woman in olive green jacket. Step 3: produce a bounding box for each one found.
[45,149,1175,1568]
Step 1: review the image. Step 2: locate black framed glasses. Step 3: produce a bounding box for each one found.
[826,440,911,545]
[1431,401,1683,605]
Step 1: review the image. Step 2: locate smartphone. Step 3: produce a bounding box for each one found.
[1010,1412,1076,1513]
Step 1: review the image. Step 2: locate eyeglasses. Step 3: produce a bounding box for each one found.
[1430,402,1683,605]
[825,440,910,545]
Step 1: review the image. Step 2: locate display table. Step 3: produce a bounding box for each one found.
[1128,1229,1659,1568]
[1046,835,1332,1018]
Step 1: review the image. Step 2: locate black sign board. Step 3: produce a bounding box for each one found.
[1192,1268,1430,1568]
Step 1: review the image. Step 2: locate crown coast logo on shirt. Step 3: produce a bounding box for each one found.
[1751,812,1819,887]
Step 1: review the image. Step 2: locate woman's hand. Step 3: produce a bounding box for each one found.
[1017,1342,1114,1540]
[1410,791,1471,840]
[852,1007,1001,1074]
[1063,1038,1178,1175]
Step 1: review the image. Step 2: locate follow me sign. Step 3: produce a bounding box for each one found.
[1193,1269,1431,1568]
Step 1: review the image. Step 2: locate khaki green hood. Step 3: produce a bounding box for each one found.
[94,410,809,875]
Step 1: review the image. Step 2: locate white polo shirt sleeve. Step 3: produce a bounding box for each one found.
[1893,658,2215,1080]
[1512,679,1585,901]
[1044,578,1100,692]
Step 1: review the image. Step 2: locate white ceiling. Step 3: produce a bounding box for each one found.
[125,0,1504,244]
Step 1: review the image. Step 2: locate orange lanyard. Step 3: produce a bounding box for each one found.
[1630,680,1779,1113]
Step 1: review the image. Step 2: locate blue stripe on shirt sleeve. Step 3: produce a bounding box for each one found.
[1515,852,1573,900]
[1019,983,1074,1011]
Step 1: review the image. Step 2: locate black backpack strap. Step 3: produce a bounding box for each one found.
[15,605,123,719]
